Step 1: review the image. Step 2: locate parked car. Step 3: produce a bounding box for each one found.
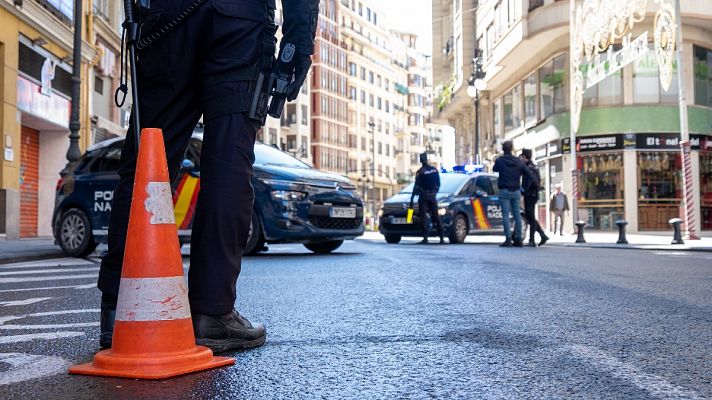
[52,133,364,257]
[378,172,504,244]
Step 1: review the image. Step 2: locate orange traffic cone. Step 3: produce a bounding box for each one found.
[69,128,234,379]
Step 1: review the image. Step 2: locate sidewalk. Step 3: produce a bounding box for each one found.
[358,230,712,252]
[0,237,65,264]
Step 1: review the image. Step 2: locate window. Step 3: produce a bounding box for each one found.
[633,44,679,104]
[369,71,374,84]
[694,45,712,107]
[94,76,104,95]
[90,145,122,173]
[350,86,357,100]
[301,105,308,125]
[503,85,521,132]
[524,73,537,125]
[360,90,366,104]
[539,54,567,118]
[583,45,624,107]
[349,62,357,76]
[493,99,501,138]
[475,176,492,194]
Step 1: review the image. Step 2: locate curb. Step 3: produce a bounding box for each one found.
[0,251,66,265]
[355,236,712,252]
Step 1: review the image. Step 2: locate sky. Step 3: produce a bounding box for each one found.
[378,0,433,55]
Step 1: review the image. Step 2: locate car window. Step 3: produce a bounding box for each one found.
[254,143,309,169]
[90,145,122,173]
[475,176,492,194]
[458,179,475,196]
[489,176,500,195]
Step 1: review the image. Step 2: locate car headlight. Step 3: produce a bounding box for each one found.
[438,207,447,216]
[271,190,306,201]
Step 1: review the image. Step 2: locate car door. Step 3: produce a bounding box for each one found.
[486,176,504,230]
[85,144,122,234]
[173,138,202,233]
[468,175,498,231]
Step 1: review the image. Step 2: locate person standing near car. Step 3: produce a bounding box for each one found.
[549,183,569,235]
[492,140,534,247]
[520,149,549,247]
[410,152,444,244]
[97,0,319,353]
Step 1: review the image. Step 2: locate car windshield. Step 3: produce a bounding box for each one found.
[399,174,469,194]
[254,143,310,169]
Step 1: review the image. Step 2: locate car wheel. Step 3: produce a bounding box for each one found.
[244,209,265,256]
[57,208,97,257]
[384,234,401,244]
[303,240,343,254]
[448,213,468,244]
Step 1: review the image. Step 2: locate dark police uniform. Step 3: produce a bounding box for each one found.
[410,156,444,242]
[99,0,319,319]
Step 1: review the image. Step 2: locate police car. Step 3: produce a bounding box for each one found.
[52,133,364,257]
[378,168,503,244]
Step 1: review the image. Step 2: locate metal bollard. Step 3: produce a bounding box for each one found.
[669,218,684,245]
[575,220,586,243]
[615,220,628,244]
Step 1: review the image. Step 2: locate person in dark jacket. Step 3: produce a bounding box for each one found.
[520,149,549,247]
[97,0,319,353]
[410,152,444,244]
[492,140,534,247]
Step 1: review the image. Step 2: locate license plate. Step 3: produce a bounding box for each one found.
[329,207,356,218]
[391,217,410,224]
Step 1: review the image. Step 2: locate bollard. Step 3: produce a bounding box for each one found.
[669,218,684,245]
[615,220,628,244]
[575,220,586,243]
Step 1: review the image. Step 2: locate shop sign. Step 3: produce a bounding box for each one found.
[562,138,571,154]
[584,32,649,89]
[534,145,547,161]
[577,135,623,152]
[636,133,684,149]
[16,75,70,129]
[623,133,636,149]
[691,135,712,151]
[548,140,562,157]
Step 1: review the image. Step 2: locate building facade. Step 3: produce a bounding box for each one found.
[1,0,96,239]
[433,0,712,235]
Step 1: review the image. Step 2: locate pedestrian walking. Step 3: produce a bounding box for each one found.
[410,152,445,244]
[519,149,549,247]
[549,183,570,235]
[492,140,535,247]
[97,0,319,353]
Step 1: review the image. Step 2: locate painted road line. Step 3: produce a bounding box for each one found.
[0,353,70,386]
[0,309,100,325]
[0,283,95,293]
[0,267,99,276]
[0,332,85,345]
[0,322,98,330]
[565,344,704,400]
[0,274,97,284]
[0,259,95,269]
[0,297,53,307]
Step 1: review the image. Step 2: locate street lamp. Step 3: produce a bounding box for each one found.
[66,0,83,162]
[467,49,487,165]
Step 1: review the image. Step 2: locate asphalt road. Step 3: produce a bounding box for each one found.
[1,238,711,399]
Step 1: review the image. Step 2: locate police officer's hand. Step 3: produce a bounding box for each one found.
[286,53,312,101]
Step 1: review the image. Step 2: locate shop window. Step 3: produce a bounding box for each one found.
[637,151,682,230]
[582,45,624,107]
[578,153,624,230]
[700,151,712,230]
[694,46,712,107]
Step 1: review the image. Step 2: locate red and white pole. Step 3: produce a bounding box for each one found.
[674,0,699,239]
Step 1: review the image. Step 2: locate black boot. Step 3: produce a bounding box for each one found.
[419,237,429,244]
[527,239,537,247]
[499,239,513,247]
[539,234,549,246]
[99,304,116,349]
[193,310,266,353]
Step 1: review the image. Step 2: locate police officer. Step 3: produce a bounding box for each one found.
[410,152,444,244]
[97,0,319,353]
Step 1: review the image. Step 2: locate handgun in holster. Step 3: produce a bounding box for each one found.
[249,43,296,124]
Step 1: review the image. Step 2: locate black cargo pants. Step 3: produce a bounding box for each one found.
[418,193,443,238]
[98,0,268,315]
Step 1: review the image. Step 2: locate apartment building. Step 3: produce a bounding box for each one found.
[0,0,97,238]
[433,0,712,234]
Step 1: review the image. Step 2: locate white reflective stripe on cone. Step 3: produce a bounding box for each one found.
[116,277,191,321]
[144,182,176,224]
